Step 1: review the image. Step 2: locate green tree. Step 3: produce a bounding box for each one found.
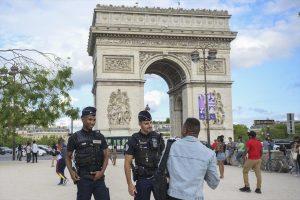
[0,49,77,159]
[165,117,170,124]
[233,124,248,141]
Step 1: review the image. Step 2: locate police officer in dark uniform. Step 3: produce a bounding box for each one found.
[66,107,110,200]
[124,110,165,200]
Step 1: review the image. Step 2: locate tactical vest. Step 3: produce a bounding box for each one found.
[133,131,162,170]
[74,130,104,173]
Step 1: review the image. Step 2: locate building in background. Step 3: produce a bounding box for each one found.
[17,125,69,140]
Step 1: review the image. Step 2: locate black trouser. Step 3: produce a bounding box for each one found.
[26,153,31,163]
[297,155,300,170]
[17,151,22,161]
[76,178,109,200]
[32,152,37,163]
[134,178,155,200]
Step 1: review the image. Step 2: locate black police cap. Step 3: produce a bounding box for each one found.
[81,106,96,118]
[138,110,152,122]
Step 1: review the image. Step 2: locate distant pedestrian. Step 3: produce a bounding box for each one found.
[17,144,23,161]
[291,136,300,176]
[211,139,218,150]
[236,137,245,167]
[32,140,38,163]
[226,137,236,165]
[26,142,31,163]
[216,135,226,179]
[111,146,117,166]
[51,143,57,167]
[239,131,263,194]
[56,138,67,185]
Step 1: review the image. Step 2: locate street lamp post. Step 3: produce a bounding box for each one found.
[191,48,217,146]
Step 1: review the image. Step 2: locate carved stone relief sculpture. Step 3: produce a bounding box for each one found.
[107,89,131,128]
[198,58,226,74]
[103,55,134,73]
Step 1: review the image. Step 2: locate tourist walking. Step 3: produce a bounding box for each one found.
[26,141,31,163]
[236,137,245,167]
[111,146,117,166]
[291,136,300,176]
[31,140,38,163]
[226,137,236,165]
[166,118,220,200]
[56,138,67,185]
[51,142,57,167]
[216,135,226,179]
[17,144,23,161]
[211,139,218,151]
[239,131,263,194]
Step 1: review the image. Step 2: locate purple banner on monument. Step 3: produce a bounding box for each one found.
[198,93,216,120]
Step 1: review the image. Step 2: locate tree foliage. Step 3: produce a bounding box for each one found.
[0,49,78,139]
[233,124,248,141]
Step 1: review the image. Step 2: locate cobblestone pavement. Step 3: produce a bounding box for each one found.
[0,159,299,200]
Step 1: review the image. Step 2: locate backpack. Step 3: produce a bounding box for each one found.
[153,139,175,200]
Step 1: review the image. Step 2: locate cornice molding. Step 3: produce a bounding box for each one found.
[95,4,230,18]
[88,32,236,55]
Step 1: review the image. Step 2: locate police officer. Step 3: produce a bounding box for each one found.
[124,110,165,200]
[66,107,110,200]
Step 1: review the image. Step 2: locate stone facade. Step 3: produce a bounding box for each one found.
[88,5,237,141]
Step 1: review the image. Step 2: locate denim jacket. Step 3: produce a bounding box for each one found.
[167,136,220,200]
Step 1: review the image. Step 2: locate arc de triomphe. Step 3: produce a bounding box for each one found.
[88,5,237,141]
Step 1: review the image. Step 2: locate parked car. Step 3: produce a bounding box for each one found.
[273,139,293,150]
[0,147,6,155]
[1,147,12,154]
[37,145,52,154]
[37,148,47,156]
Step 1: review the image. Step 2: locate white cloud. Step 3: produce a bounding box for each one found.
[231,14,300,68]
[144,90,167,112]
[71,96,79,104]
[263,0,300,14]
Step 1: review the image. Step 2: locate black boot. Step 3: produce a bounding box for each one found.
[239,186,251,192]
[255,188,262,194]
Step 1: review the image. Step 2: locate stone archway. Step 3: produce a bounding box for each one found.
[142,56,189,135]
[88,5,237,140]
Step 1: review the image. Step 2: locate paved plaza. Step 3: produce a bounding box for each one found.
[0,158,299,200]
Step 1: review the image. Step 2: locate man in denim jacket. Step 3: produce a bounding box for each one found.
[167,118,220,200]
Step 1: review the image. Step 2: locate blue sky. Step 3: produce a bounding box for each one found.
[0,0,299,129]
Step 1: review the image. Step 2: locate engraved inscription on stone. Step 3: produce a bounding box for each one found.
[97,37,230,50]
[107,89,131,128]
[103,55,134,73]
[198,58,225,74]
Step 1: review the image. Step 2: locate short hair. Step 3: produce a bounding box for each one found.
[217,135,224,143]
[183,118,200,135]
[248,131,256,138]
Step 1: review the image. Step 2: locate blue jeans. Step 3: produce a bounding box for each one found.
[77,178,109,200]
[135,178,154,200]
[236,151,244,164]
